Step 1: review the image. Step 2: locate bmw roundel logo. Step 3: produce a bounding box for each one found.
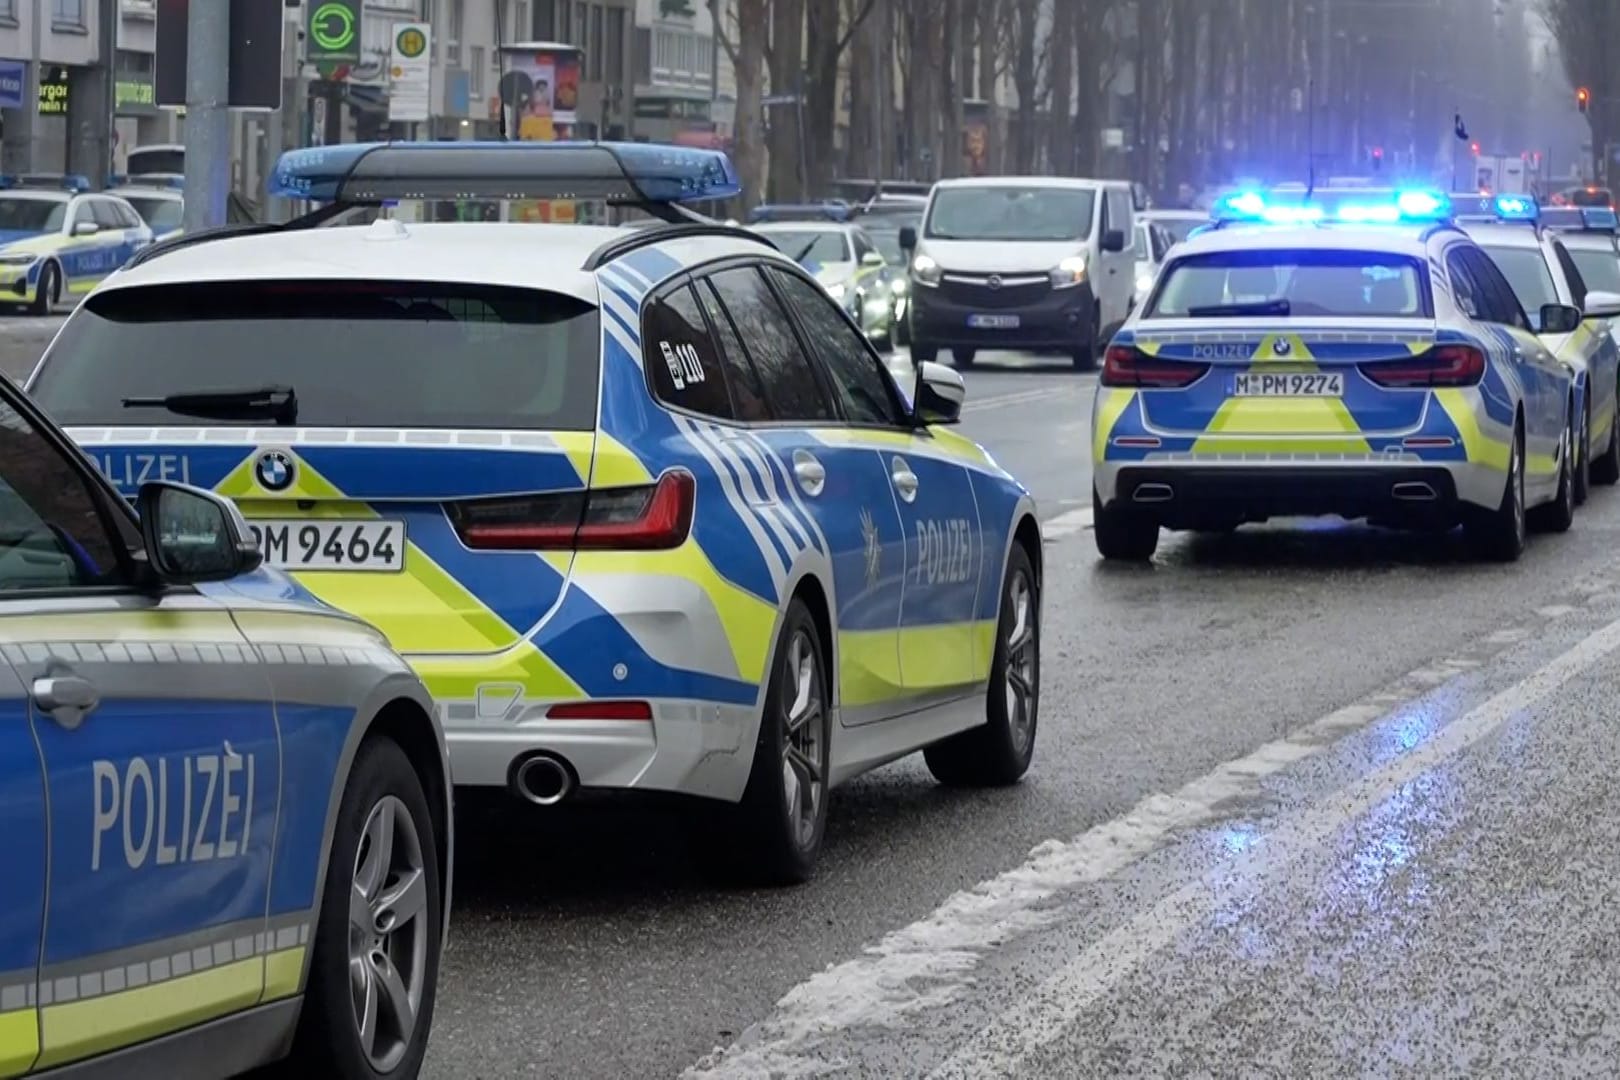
[255,450,295,492]
[1272,338,1292,356]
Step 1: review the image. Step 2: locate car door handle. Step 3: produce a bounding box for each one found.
[891,461,919,502]
[792,451,826,497]
[32,673,98,730]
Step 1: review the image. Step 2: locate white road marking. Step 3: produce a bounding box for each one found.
[682,583,1620,1080]
[1041,506,1093,538]
[931,611,1620,1077]
[963,385,1086,415]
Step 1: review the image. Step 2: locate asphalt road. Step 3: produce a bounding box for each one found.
[11,326,1620,1076]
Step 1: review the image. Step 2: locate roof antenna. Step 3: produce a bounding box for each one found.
[1305,76,1317,200]
[496,0,509,140]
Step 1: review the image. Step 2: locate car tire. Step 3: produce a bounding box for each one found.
[911,340,938,364]
[29,261,58,316]
[1465,421,1526,562]
[1072,307,1099,372]
[1092,487,1159,561]
[283,736,442,1079]
[1529,408,1576,534]
[923,544,1039,788]
[707,598,831,886]
[1575,394,1592,506]
[953,348,977,369]
[1593,382,1620,485]
[895,312,911,347]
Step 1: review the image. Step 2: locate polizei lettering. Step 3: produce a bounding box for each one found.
[914,518,974,585]
[91,744,255,871]
[93,452,193,491]
[1189,342,1253,360]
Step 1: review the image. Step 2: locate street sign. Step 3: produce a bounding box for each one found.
[387,22,431,123]
[307,0,363,66]
[155,0,284,110]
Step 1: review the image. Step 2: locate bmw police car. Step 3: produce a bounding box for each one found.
[750,216,903,350]
[0,177,152,314]
[110,179,185,240]
[1094,188,1581,562]
[0,375,450,1076]
[27,141,1044,885]
[1460,197,1620,504]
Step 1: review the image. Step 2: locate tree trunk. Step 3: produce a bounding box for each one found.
[767,0,806,201]
[1046,0,1075,175]
[1011,0,1039,172]
[940,0,963,177]
[731,0,770,210]
[977,0,1000,173]
[804,0,842,194]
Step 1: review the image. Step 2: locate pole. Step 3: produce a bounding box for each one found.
[28,0,42,171]
[97,0,115,186]
[1319,0,1331,173]
[182,0,230,231]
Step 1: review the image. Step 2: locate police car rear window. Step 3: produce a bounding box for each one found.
[1147,249,1429,318]
[31,280,601,431]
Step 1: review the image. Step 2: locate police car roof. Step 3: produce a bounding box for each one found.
[0,188,71,201]
[752,220,850,233]
[1458,222,1544,249]
[1171,223,1438,258]
[110,185,182,198]
[98,220,776,301]
[932,175,1121,190]
[1548,229,1616,250]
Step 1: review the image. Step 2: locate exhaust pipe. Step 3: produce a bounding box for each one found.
[1391,481,1437,501]
[511,753,575,806]
[1132,482,1174,503]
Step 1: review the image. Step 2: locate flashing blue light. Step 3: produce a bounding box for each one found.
[1397,189,1446,217]
[1584,206,1619,230]
[266,140,742,205]
[1493,194,1537,221]
[1213,186,1450,227]
[1218,190,1266,217]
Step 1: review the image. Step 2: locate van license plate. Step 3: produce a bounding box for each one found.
[968,313,1020,329]
[247,520,406,572]
[1232,373,1344,397]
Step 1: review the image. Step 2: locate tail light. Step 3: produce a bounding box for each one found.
[1101,345,1210,388]
[546,701,653,721]
[450,469,695,551]
[1359,345,1485,388]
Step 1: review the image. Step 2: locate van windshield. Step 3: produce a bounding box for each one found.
[925,186,1095,242]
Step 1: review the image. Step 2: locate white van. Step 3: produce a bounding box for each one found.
[898,176,1137,370]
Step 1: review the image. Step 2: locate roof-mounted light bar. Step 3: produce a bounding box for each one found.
[0,173,90,193]
[265,141,741,211]
[1210,187,1452,227]
[1540,204,1617,233]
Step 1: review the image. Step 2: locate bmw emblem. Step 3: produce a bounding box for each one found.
[987,275,1002,291]
[1272,338,1292,356]
[255,450,295,492]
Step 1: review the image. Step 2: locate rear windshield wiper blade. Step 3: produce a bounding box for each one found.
[121,385,297,425]
[1185,298,1292,317]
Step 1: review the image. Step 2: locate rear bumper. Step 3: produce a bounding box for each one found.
[910,279,1095,351]
[1095,461,1501,529]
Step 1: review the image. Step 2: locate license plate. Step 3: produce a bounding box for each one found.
[247,520,406,572]
[968,313,1020,329]
[1232,372,1344,397]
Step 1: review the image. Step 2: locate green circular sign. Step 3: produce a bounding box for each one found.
[396,26,427,59]
[311,3,357,52]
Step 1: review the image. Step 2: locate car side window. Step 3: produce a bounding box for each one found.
[90,200,123,230]
[706,265,837,423]
[1107,189,1132,238]
[65,200,89,231]
[766,266,905,427]
[1445,249,1487,321]
[693,277,773,422]
[1552,242,1587,309]
[0,395,129,592]
[1463,248,1533,331]
[642,283,735,421]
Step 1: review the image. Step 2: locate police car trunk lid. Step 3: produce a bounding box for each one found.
[34,278,619,659]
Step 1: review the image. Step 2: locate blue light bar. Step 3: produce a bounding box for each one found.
[1493,194,1538,221]
[0,173,89,193]
[1212,187,1450,226]
[1540,205,1617,233]
[266,141,742,205]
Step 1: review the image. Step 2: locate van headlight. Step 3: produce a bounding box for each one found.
[1135,272,1154,295]
[825,281,847,301]
[1050,256,1088,289]
[911,253,942,287]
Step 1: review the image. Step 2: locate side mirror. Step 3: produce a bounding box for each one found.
[73,221,99,236]
[861,249,885,267]
[913,360,965,425]
[1584,289,1620,319]
[1540,302,1583,335]
[1101,229,1127,253]
[135,482,263,584]
[898,225,917,251]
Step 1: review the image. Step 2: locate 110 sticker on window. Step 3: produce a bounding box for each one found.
[660,340,707,390]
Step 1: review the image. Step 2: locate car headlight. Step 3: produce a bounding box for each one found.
[825,281,847,301]
[0,254,38,267]
[1135,272,1154,295]
[890,277,908,295]
[1050,256,1088,289]
[911,253,942,286]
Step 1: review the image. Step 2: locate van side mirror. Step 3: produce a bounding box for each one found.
[1101,229,1127,253]
[899,225,917,251]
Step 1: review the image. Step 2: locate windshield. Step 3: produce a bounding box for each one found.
[0,197,65,234]
[1569,247,1620,295]
[866,228,906,264]
[760,231,851,264]
[122,196,183,232]
[925,186,1096,242]
[1151,217,1209,244]
[30,281,601,430]
[1148,250,1428,318]
[1479,245,1560,330]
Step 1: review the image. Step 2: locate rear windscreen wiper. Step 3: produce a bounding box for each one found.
[121,385,297,425]
[1185,298,1292,317]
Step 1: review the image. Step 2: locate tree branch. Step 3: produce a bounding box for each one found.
[708,0,741,67]
[835,0,881,55]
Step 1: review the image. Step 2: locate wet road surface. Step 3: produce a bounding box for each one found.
[7,328,1618,1077]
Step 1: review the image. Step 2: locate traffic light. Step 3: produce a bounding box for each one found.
[1471,141,1481,156]
[1578,87,1591,113]
[1371,146,1384,170]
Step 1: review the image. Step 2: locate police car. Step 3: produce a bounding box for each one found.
[109,179,185,240]
[27,141,1044,885]
[1094,188,1583,562]
[1460,198,1620,502]
[0,177,152,314]
[0,375,450,1075]
[749,217,903,350]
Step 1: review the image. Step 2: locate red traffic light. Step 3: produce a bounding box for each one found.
[1471,141,1481,156]
[1578,87,1591,112]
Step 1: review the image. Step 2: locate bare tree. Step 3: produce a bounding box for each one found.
[711,0,770,209]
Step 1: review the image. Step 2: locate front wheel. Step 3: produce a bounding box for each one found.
[911,340,939,364]
[1093,487,1159,561]
[1072,308,1099,372]
[952,348,977,369]
[1593,385,1620,485]
[924,544,1040,787]
[285,737,442,1078]
[1575,397,1592,506]
[28,261,57,316]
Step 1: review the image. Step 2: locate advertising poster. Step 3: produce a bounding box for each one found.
[495,45,584,222]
